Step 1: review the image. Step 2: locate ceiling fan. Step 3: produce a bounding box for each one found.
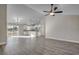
[43,4,63,16]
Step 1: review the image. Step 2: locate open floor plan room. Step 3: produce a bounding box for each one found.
[0,4,79,55]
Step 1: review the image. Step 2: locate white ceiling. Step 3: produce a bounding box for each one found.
[26,4,79,15]
[7,4,43,24]
[7,4,79,24]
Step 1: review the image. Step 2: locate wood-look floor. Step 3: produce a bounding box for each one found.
[0,36,79,55]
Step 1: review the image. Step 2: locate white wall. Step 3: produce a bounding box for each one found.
[40,17,45,36]
[0,4,7,44]
[45,15,79,43]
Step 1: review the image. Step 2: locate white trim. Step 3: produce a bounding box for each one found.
[46,37,79,44]
[0,42,6,45]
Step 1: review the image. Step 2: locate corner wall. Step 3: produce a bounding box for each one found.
[45,15,79,43]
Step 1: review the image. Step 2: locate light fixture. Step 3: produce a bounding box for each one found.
[49,13,55,16]
[43,4,63,16]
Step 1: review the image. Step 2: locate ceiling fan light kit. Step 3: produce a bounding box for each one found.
[43,4,63,16]
[49,13,55,16]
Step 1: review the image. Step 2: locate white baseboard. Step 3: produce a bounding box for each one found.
[46,37,79,44]
[0,42,6,45]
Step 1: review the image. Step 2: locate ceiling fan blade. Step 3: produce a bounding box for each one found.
[54,7,58,11]
[54,11,63,13]
[43,11,50,13]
